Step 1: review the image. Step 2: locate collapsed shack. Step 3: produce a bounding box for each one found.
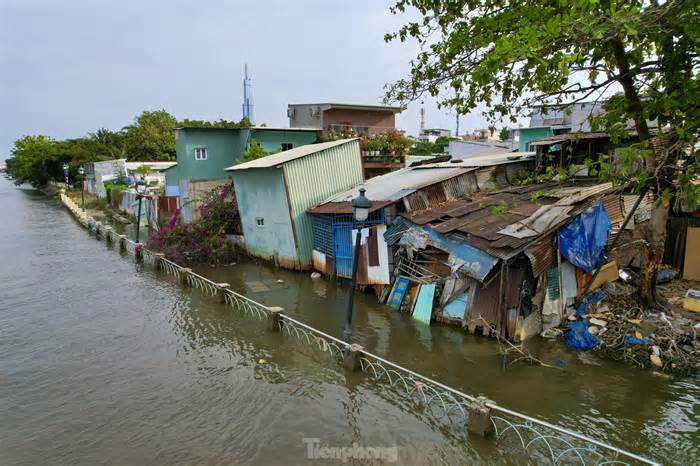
[382,180,660,342]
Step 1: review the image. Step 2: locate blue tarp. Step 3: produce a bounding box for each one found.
[398,224,499,282]
[624,335,650,346]
[557,202,612,273]
[564,320,599,350]
[575,289,605,317]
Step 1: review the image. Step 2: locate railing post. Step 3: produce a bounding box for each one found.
[468,396,494,437]
[180,268,192,286]
[152,252,165,270]
[135,245,143,262]
[268,306,284,332]
[118,235,127,253]
[104,226,113,245]
[217,283,230,303]
[343,344,364,371]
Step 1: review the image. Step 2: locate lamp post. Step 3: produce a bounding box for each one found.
[62,163,70,187]
[77,166,85,211]
[343,188,372,341]
[134,176,147,243]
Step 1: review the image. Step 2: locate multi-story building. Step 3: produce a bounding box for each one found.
[286,102,403,136]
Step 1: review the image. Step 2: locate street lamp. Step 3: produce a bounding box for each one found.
[134,176,147,243]
[62,163,70,186]
[343,188,372,341]
[77,166,85,211]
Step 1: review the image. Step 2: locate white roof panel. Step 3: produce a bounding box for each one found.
[226,139,357,170]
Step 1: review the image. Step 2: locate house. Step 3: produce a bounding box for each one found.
[85,159,127,198]
[385,180,647,341]
[287,103,403,136]
[166,126,319,222]
[125,161,177,187]
[512,102,606,152]
[225,139,364,270]
[308,153,536,293]
[418,128,451,143]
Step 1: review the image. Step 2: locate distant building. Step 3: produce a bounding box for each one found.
[514,102,606,152]
[125,161,176,187]
[85,159,127,198]
[447,140,512,160]
[165,126,318,222]
[287,103,403,136]
[418,128,451,143]
[226,139,363,270]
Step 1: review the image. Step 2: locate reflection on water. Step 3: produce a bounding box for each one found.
[0,178,697,464]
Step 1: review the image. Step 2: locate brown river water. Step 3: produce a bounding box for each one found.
[0,177,698,464]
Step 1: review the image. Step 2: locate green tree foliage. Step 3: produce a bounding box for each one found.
[123,110,178,161]
[180,117,252,129]
[6,111,255,187]
[243,139,270,161]
[499,127,510,142]
[410,135,451,155]
[385,0,699,301]
[6,135,66,187]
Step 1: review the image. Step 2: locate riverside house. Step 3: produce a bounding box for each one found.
[226,139,364,270]
[165,127,318,222]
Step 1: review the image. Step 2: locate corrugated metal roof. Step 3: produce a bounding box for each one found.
[282,139,364,267]
[226,139,357,170]
[528,132,609,146]
[317,166,475,204]
[426,152,535,168]
[397,180,614,270]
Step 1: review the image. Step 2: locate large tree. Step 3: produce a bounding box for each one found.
[385,0,699,302]
[123,110,178,161]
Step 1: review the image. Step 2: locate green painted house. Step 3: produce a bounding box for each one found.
[226,139,363,270]
[517,127,552,152]
[164,127,318,222]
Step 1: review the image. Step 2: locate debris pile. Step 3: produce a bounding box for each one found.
[578,281,700,374]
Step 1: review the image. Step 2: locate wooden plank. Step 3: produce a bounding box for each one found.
[367,228,380,266]
[412,284,436,324]
[684,227,700,280]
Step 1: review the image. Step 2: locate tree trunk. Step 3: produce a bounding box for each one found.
[611,37,664,305]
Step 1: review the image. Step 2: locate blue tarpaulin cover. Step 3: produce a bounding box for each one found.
[564,320,600,350]
[624,335,650,346]
[557,202,612,273]
[575,289,605,317]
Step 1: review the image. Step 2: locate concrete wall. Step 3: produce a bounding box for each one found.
[519,127,552,152]
[175,128,247,183]
[231,168,298,266]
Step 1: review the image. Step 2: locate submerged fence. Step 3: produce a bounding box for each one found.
[60,193,657,465]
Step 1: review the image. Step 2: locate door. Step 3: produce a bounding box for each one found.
[333,223,353,278]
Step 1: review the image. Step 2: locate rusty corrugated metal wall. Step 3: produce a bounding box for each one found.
[283,139,364,267]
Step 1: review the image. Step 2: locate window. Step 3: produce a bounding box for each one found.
[256,217,264,227]
[194,147,207,160]
[280,143,293,151]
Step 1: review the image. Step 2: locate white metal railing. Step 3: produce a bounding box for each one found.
[59,191,658,466]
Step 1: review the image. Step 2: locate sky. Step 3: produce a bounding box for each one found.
[0,0,498,160]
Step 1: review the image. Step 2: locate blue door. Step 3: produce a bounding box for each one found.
[333,223,353,278]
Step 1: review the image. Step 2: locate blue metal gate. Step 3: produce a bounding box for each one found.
[333,222,354,278]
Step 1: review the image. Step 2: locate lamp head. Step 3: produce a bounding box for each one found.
[351,188,372,222]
